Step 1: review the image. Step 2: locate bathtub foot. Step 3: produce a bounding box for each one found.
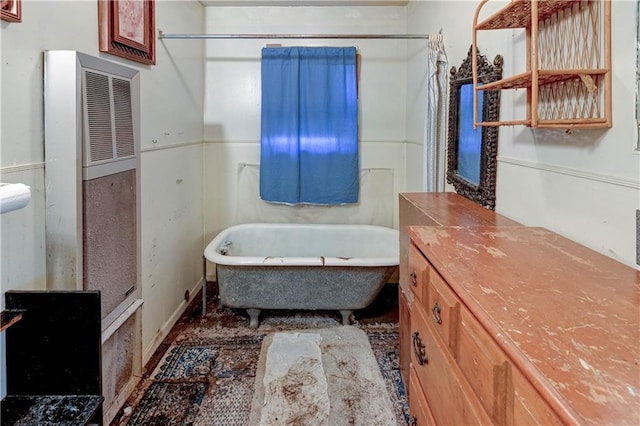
[340,310,353,325]
[247,308,261,329]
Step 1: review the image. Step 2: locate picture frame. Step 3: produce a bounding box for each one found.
[98,0,156,65]
[446,46,502,210]
[1,0,22,23]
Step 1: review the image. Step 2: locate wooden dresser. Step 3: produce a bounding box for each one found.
[403,224,640,425]
[398,192,521,396]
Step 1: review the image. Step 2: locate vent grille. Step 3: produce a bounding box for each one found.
[85,71,114,162]
[112,78,135,158]
[82,69,136,177]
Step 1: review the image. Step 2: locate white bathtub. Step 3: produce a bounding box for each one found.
[204,223,399,327]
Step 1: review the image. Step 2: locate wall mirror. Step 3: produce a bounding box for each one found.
[447,46,502,210]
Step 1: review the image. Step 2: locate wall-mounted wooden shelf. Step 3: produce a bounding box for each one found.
[475,0,583,29]
[477,69,609,91]
[472,0,612,130]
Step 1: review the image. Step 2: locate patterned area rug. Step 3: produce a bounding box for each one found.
[115,286,408,425]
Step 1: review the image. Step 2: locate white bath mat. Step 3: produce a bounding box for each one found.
[260,333,330,425]
[250,326,397,426]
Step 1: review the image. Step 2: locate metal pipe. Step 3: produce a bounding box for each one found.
[202,255,207,317]
[158,30,430,40]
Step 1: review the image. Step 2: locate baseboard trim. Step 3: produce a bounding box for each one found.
[142,278,204,366]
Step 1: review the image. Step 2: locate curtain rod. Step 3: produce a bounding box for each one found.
[158,30,431,40]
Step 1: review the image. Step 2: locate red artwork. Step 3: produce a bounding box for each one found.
[99,0,156,65]
[118,1,145,46]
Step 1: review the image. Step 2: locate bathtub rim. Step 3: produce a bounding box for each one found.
[204,222,399,267]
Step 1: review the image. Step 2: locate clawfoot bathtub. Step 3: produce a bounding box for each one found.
[204,223,399,328]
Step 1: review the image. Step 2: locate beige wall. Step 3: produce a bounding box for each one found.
[202,5,409,242]
[407,0,640,268]
[1,1,206,381]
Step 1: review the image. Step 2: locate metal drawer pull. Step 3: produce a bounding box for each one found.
[432,301,442,324]
[412,331,428,365]
[410,271,417,286]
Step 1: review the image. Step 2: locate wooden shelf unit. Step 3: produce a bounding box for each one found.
[472,0,612,129]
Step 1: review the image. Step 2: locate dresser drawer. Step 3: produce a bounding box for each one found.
[425,260,460,352]
[512,367,563,425]
[409,365,437,426]
[411,304,492,425]
[457,307,512,425]
[408,243,429,303]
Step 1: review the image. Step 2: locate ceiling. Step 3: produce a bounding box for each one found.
[200,0,409,6]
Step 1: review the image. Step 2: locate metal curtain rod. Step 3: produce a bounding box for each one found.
[158,30,431,40]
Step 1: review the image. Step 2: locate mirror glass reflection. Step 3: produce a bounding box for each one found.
[456,84,483,186]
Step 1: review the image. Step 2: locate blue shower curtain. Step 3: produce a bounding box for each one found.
[260,46,359,205]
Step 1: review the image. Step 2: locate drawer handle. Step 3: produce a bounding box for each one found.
[412,331,428,365]
[410,271,417,286]
[432,301,442,324]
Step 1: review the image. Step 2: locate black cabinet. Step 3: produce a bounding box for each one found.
[1,291,103,425]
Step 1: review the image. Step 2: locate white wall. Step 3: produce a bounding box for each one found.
[1,0,206,389]
[405,0,507,192]
[203,5,408,245]
[407,0,639,268]
[495,0,639,267]
[140,2,205,362]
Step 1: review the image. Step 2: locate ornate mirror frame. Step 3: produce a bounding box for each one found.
[447,46,502,210]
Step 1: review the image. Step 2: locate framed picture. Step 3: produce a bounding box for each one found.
[1,0,21,22]
[98,0,156,65]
